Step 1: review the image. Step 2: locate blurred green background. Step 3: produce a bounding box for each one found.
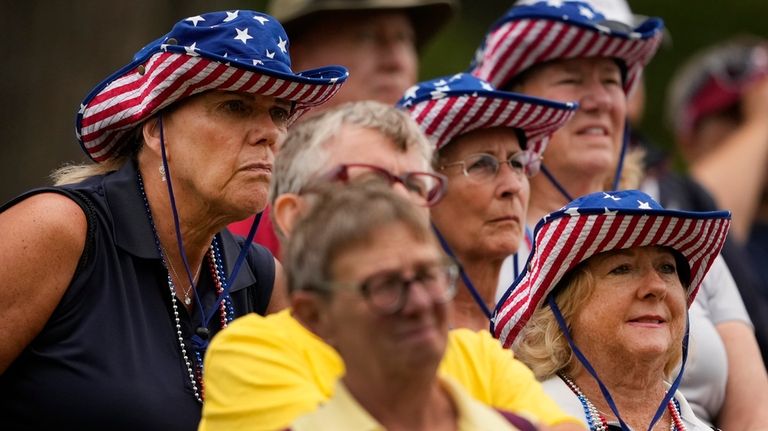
[2,1,767,202]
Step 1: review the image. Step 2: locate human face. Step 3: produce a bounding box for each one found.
[322,223,450,375]
[570,246,687,368]
[323,124,432,214]
[160,91,290,221]
[515,58,626,181]
[432,127,529,262]
[291,11,418,107]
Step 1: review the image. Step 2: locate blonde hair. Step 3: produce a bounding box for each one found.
[605,145,646,191]
[51,127,142,185]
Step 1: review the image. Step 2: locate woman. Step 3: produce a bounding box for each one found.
[397,72,577,330]
[493,189,731,430]
[286,182,535,430]
[472,2,768,428]
[0,10,346,430]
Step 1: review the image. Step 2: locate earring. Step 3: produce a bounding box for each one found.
[159,164,166,182]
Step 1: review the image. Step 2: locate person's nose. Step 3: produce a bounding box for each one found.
[377,36,417,73]
[495,160,526,200]
[579,78,614,113]
[248,113,284,153]
[637,267,669,300]
[399,279,436,316]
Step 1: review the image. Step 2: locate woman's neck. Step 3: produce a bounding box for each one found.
[571,364,672,430]
[450,256,502,331]
[344,372,457,431]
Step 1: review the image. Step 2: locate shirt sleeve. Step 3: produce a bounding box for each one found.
[439,329,582,427]
[200,311,342,431]
[700,254,753,327]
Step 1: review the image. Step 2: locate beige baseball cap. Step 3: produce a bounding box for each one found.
[267,0,458,47]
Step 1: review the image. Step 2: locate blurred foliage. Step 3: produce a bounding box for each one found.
[2,0,767,202]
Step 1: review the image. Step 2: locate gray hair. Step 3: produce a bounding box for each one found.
[283,182,435,295]
[269,100,433,203]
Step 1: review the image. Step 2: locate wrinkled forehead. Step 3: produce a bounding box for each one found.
[324,124,431,170]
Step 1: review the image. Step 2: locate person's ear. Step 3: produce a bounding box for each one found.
[272,193,308,240]
[142,117,169,160]
[292,290,335,344]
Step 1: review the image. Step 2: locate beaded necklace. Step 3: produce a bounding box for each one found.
[558,373,686,431]
[137,172,234,403]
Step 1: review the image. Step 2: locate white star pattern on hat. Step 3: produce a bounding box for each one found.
[436,85,451,92]
[480,81,494,91]
[578,6,595,19]
[224,11,239,22]
[404,85,419,99]
[234,28,252,44]
[433,79,448,87]
[265,49,275,59]
[565,207,580,216]
[604,208,618,215]
[603,192,621,201]
[185,42,199,56]
[637,200,652,209]
[547,0,564,7]
[186,15,205,26]
[253,15,269,25]
[277,36,288,53]
[450,73,464,81]
[253,59,263,65]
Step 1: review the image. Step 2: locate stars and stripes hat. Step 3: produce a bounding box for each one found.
[396,73,578,154]
[491,189,731,348]
[76,10,349,163]
[469,0,664,95]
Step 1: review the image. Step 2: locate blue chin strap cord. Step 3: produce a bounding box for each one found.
[158,116,260,346]
[431,222,492,319]
[541,118,631,203]
[549,296,690,431]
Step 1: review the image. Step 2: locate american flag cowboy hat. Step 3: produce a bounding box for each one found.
[76,10,349,163]
[396,73,578,154]
[491,189,731,348]
[469,0,664,95]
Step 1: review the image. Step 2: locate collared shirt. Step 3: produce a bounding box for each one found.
[291,376,524,431]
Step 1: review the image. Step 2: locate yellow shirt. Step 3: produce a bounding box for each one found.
[200,310,579,431]
[292,377,523,431]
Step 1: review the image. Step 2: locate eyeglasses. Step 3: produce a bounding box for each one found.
[311,260,459,315]
[440,151,542,182]
[322,163,448,207]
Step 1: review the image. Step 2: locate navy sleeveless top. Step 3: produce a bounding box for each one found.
[0,162,275,430]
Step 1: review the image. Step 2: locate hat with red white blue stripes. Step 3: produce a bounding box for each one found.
[396,73,578,155]
[491,189,731,348]
[76,10,348,163]
[470,0,663,95]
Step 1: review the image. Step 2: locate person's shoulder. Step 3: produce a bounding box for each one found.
[1,191,87,246]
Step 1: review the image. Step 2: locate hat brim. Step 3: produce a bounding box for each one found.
[492,203,731,348]
[77,47,347,162]
[471,12,663,95]
[403,87,577,153]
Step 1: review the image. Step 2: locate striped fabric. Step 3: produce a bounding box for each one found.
[396,73,578,153]
[76,10,348,163]
[492,190,731,348]
[469,0,663,95]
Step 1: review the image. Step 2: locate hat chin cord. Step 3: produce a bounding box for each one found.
[548,295,689,431]
[157,116,261,342]
[540,118,631,204]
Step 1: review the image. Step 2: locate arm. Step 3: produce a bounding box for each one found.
[715,320,768,430]
[0,193,86,372]
[689,76,768,243]
[266,257,289,313]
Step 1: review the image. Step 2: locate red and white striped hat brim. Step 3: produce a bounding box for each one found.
[492,190,731,348]
[78,52,345,162]
[470,1,664,95]
[397,73,578,153]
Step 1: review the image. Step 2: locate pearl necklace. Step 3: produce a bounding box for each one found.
[137,172,234,403]
[559,373,686,431]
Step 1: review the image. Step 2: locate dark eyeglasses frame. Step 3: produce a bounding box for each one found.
[321,163,448,207]
[306,260,459,315]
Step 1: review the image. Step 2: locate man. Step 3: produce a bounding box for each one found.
[228,0,457,247]
[200,101,584,431]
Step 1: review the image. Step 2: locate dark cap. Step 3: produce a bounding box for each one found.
[266,0,457,48]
